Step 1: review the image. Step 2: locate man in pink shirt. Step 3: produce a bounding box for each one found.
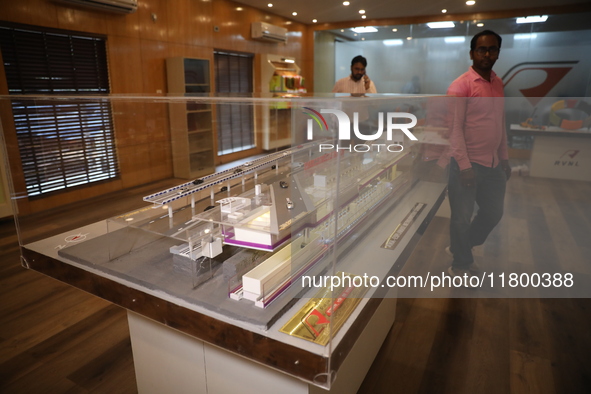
[446,30,511,277]
[332,55,377,95]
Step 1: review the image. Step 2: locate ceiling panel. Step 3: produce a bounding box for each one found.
[231,0,590,25]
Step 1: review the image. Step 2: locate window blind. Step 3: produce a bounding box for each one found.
[214,51,255,155]
[0,24,118,197]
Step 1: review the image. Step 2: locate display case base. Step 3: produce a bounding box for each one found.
[128,293,396,393]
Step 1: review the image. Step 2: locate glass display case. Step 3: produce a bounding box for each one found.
[1,93,450,392]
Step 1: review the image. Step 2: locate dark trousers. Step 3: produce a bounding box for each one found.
[448,158,506,268]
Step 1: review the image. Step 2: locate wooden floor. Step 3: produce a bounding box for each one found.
[1,175,591,393]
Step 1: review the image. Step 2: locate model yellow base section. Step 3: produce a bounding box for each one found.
[280,272,368,345]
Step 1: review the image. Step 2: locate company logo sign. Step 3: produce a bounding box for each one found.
[555,149,580,167]
[502,61,578,106]
[303,107,418,152]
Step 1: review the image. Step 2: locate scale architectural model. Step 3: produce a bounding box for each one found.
[127,139,416,308]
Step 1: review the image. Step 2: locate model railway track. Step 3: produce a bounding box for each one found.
[142,142,318,206]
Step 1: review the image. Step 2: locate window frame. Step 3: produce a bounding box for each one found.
[0,22,119,198]
[214,50,256,156]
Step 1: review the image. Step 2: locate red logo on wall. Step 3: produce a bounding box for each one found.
[502,61,579,106]
[559,150,580,159]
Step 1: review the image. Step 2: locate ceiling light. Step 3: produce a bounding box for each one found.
[427,21,455,29]
[383,39,404,46]
[361,38,365,40]
[343,1,350,5]
[427,21,455,28]
[407,36,412,40]
[392,28,398,32]
[516,15,548,23]
[445,36,466,43]
[267,3,273,7]
[514,33,538,40]
[466,1,475,5]
[359,9,365,14]
[236,7,243,11]
[351,26,378,33]
[477,22,484,27]
[341,29,345,32]
[282,58,296,63]
[292,12,297,16]
[442,9,447,13]
[362,15,366,19]
[312,19,317,23]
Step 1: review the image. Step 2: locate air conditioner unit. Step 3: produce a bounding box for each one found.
[251,22,288,43]
[56,0,138,14]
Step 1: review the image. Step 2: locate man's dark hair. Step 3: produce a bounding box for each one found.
[470,30,502,51]
[351,55,367,67]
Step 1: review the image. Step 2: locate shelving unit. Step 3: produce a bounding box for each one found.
[261,54,306,150]
[166,57,215,179]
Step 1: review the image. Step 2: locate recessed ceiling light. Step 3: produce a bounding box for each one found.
[351,26,378,33]
[392,28,398,32]
[442,9,447,13]
[515,33,538,39]
[292,12,297,16]
[267,3,273,7]
[407,36,412,40]
[466,1,475,5]
[477,22,484,27]
[343,1,350,5]
[359,9,365,14]
[427,21,455,28]
[341,29,345,32]
[361,38,365,40]
[312,19,317,23]
[362,15,366,19]
[383,39,403,46]
[445,36,466,43]
[236,7,242,11]
[516,15,548,23]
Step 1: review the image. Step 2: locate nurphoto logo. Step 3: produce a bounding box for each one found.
[303,107,418,153]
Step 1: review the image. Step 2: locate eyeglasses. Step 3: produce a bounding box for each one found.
[474,46,500,56]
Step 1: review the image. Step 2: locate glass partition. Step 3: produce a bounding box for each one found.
[321,11,591,99]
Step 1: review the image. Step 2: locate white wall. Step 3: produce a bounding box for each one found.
[334,37,470,94]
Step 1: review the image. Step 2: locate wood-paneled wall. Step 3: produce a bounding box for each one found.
[0,0,311,214]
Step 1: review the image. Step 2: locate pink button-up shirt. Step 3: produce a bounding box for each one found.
[447,66,508,171]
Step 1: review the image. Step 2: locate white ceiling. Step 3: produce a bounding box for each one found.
[232,0,590,25]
